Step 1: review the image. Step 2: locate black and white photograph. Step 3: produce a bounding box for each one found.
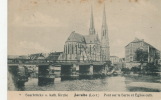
[8,0,161,92]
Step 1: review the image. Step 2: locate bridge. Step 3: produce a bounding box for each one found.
[8,58,111,86]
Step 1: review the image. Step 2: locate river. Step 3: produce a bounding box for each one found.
[8,75,161,92]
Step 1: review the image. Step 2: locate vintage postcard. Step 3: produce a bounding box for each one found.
[8,0,161,100]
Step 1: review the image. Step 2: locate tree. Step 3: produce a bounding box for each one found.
[143,63,160,76]
[154,52,160,65]
[135,48,148,73]
[135,48,160,75]
[131,66,140,74]
[121,68,130,74]
[135,48,148,62]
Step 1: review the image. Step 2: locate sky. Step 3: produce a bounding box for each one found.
[8,0,161,58]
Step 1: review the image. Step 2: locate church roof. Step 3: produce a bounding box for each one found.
[66,31,85,43]
[84,34,100,44]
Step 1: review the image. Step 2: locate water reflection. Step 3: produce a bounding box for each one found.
[105,76,127,91]
[8,71,25,91]
[8,74,161,92]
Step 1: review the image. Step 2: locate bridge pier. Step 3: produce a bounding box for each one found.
[93,65,106,78]
[52,65,61,78]
[61,64,79,80]
[79,65,93,79]
[38,65,55,86]
[8,64,29,89]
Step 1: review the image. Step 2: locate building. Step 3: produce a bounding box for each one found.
[110,56,125,69]
[119,58,126,68]
[110,56,120,65]
[8,55,30,63]
[29,53,46,60]
[46,52,63,62]
[125,38,160,68]
[59,5,110,62]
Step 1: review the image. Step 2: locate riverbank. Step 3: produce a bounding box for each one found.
[124,75,161,92]
[124,74,161,83]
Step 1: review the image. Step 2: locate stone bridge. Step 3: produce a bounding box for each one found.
[8,59,111,85]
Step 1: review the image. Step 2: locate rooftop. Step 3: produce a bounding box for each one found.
[66,31,85,43]
[125,38,160,51]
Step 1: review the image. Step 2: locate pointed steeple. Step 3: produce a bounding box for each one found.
[89,5,95,35]
[101,4,110,61]
[101,4,108,42]
[102,4,107,30]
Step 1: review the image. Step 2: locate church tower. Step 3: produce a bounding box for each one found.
[89,5,95,35]
[101,4,110,61]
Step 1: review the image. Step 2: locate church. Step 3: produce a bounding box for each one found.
[59,5,110,62]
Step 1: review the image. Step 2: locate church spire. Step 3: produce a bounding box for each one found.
[101,4,108,42]
[102,4,107,30]
[89,5,95,35]
[101,4,110,61]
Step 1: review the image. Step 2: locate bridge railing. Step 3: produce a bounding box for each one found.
[8,58,109,65]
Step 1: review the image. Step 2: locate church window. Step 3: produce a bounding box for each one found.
[68,44,70,54]
[69,44,72,54]
[76,45,77,54]
[72,44,73,54]
[93,46,95,54]
[80,45,82,54]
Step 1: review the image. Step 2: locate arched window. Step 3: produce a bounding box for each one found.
[72,44,73,54]
[93,45,95,52]
[75,44,77,54]
[69,44,72,54]
[93,45,96,61]
[66,45,67,54]
[68,44,70,54]
[80,44,81,54]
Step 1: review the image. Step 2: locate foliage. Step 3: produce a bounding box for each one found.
[135,48,148,63]
[121,68,130,74]
[131,66,141,74]
[143,63,160,73]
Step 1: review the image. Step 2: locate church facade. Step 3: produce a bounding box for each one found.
[59,5,110,62]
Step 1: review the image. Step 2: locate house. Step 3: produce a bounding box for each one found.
[125,38,160,68]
